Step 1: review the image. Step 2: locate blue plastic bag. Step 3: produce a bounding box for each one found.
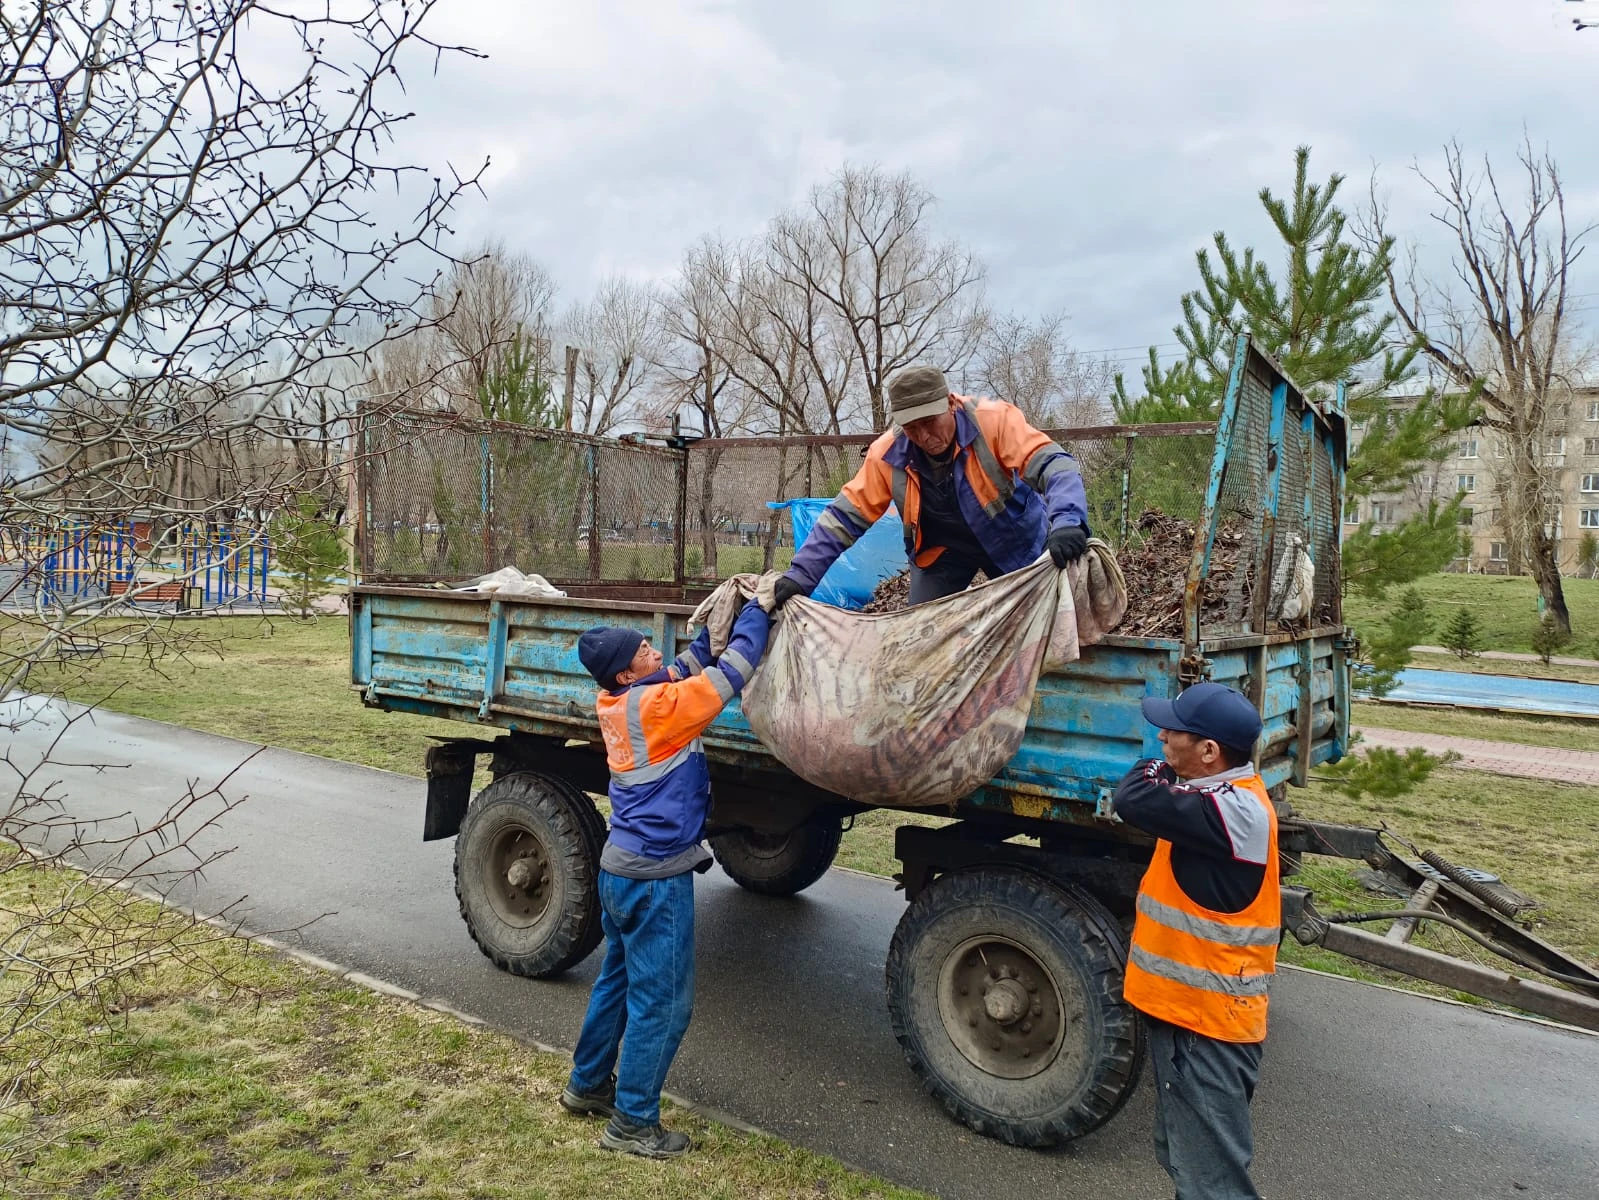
[774,498,907,610]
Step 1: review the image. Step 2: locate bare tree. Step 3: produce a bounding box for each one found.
[1372,139,1594,635]
[972,311,1115,427]
[771,164,987,430]
[561,276,664,435]
[431,244,559,411]
[0,0,480,1117]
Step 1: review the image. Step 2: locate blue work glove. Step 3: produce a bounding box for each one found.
[1046,525,1088,569]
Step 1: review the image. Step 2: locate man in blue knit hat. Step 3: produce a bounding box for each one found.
[560,597,771,1158]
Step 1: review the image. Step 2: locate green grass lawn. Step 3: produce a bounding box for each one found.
[0,858,924,1199]
[1343,572,1599,658]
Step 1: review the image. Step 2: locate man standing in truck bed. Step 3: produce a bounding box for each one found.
[770,365,1090,611]
[559,598,771,1159]
[1113,681,1278,1200]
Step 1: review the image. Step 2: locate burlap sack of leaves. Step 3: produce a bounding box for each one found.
[694,540,1125,807]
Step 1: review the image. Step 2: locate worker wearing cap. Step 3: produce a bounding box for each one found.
[770,365,1090,610]
[560,599,771,1159]
[1113,681,1279,1200]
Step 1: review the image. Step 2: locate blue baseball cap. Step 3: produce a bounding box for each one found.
[1140,682,1262,751]
[578,626,645,690]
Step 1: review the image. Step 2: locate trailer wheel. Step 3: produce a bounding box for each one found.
[885,866,1145,1147]
[455,771,604,977]
[710,817,843,896]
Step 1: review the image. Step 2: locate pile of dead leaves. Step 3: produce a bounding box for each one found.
[859,570,911,613]
[1118,508,1253,638]
[857,511,1254,637]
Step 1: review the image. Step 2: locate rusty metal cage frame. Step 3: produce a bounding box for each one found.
[355,337,1343,648]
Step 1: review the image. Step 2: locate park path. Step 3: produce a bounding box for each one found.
[1411,644,1595,669]
[1357,725,1599,786]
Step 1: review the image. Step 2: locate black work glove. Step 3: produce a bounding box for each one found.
[770,576,807,612]
[1046,525,1089,569]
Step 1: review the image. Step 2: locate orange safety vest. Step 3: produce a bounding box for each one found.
[1122,773,1280,1043]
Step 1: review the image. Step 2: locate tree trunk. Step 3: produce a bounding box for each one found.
[1529,527,1571,636]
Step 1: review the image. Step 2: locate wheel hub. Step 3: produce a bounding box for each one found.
[487,825,552,928]
[937,936,1066,1080]
[983,977,1030,1024]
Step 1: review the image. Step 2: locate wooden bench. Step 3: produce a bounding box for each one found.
[108,579,188,602]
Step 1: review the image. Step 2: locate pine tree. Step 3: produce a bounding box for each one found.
[1356,587,1431,698]
[272,495,345,619]
[1112,148,1476,666]
[1531,614,1570,665]
[1441,607,1483,660]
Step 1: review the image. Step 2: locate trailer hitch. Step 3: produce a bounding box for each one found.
[1280,886,1599,1033]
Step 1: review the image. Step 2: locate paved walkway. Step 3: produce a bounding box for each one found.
[1412,645,1596,670]
[1357,725,1599,786]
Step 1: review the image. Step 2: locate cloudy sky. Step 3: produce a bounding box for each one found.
[396,0,1599,380]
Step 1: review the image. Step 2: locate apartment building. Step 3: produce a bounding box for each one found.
[1344,386,1599,573]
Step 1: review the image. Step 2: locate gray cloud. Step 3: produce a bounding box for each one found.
[396,0,1599,375]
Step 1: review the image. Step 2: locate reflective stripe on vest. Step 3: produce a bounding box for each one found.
[890,465,917,561]
[609,737,705,786]
[961,401,1014,517]
[599,686,706,786]
[1122,773,1280,1043]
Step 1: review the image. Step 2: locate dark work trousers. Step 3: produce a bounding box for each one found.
[907,549,1001,606]
[1145,1015,1264,1200]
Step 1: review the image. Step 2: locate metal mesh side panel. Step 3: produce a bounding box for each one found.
[1206,367,1272,633]
[1311,432,1341,623]
[362,415,489,579]
[1267,411,1308,619]
[360,412,681,584]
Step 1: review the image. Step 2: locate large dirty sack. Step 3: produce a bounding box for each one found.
[692,540,1126,808]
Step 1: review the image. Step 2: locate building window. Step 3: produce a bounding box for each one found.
[1457,474,1476,493]
[1457,507,1474,526]
[1343,500,1360,523]
[1370,500,1393,524]
[1588,400,1599,421]
[1490,541,1507,561]
[1582,509,1599,529]
[1457,438,1479,458]
[1545,436,1566,461]
[1584,474,1599,494]
[1586,438,1599,456]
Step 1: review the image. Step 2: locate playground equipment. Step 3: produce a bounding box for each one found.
[0,520,270,608]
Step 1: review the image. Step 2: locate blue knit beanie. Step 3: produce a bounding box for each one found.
[578,626,645,690]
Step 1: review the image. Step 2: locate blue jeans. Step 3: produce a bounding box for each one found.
[568,869,696,1125]
[1146,1016,1264,1200]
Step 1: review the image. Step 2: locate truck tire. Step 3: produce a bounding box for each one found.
[710,818,843,896]
[885,866,1145,1147]
[455,771,605,977]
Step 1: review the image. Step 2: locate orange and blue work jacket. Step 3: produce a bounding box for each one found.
[595,601,770,861]
[781,395,1087,593]
[1113,761,1281,1043]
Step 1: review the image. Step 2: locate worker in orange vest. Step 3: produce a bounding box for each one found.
[771,365,1089,610]
[1112,682,1278,1200]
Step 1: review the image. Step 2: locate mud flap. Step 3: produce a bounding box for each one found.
[424,739,491,841]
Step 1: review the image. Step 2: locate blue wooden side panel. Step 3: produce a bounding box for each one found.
[354,589,1345,825]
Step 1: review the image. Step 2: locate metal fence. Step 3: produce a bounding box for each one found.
[357,408,1219,590]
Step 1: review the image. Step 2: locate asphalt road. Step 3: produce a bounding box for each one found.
[7,696,1598,1200]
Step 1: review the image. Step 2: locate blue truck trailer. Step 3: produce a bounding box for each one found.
[351,335,1599,1146]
